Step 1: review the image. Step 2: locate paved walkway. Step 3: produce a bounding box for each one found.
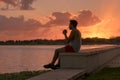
[28,69,85,80]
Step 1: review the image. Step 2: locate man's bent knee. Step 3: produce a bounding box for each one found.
[55,47,65,53]
[55,49,59,53]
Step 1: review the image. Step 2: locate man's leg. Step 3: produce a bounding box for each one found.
[51,47,65,65]
[44,47,65,69]
[55,45,75,67]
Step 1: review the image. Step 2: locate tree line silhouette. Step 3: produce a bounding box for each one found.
[0,37,120,45]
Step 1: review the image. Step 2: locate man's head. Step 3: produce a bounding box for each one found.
[69,20,78,30]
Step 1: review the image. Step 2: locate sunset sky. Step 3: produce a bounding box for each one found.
[0,0,120,41]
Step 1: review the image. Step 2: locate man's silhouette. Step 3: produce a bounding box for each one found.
[44,20,82,69]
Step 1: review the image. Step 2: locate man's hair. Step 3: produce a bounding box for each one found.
[70,20,78,28]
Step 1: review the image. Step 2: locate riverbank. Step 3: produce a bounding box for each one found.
[0,70,50,80]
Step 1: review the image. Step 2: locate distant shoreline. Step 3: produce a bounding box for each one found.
[0,37,120,45]
[0,44,120,46]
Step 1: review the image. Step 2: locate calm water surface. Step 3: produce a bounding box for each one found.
[0,45,114,73]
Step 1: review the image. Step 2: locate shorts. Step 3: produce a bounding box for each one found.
[65,45,75,52]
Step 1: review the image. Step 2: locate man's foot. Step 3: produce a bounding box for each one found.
[51,64,60,70]
[55,64,60,67]
[43,63,54,69]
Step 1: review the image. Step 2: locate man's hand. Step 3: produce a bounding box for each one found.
[63,29,69,43]
[62,29,67,35]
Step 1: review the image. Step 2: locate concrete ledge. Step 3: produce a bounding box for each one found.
[60,46,120,56]
[60,46,120,73]
[27,69,85,80]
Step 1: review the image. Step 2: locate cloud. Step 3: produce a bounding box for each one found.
[44,12,71,27]
[0,0,35,10]
[0,14,42,40]
[44,10,101,27]
[75,10,101,26]
[0,15,41,31]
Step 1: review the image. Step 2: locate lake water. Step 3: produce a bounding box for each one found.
[0,45,114,73]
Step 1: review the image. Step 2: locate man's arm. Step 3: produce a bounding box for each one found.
[63,30,74,44]
[63,30,68,42]
[67,31,74,43]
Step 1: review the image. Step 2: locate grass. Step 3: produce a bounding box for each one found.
[85,67,120,80]
[0,70,50,80]
[1,67,120,80]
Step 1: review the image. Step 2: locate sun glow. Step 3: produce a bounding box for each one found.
[80,18,114,39]
[83,0,119,39]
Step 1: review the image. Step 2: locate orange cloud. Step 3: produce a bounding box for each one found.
[44,11,101,27]
[75,10,101,27]
[44,12,71,27]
